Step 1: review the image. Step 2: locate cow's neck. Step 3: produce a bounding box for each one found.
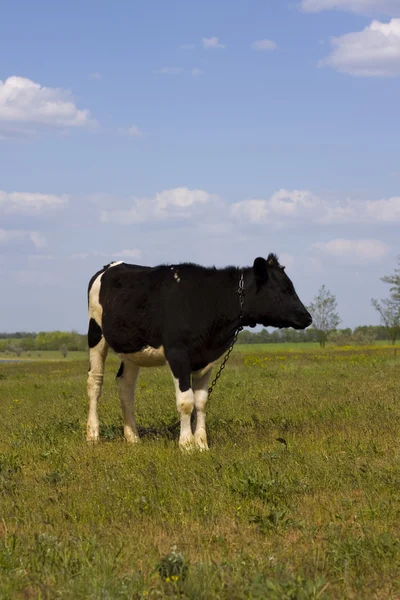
[209,267,253,341]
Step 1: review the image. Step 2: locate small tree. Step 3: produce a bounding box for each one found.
[59,344,68,359]
[372,256,400,345]
[308,285,341,348]
[8,343,23,357]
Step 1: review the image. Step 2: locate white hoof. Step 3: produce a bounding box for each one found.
[179,434,195,451]
[194,430,209,451]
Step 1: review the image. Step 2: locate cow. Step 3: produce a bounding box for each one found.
[86,254,312,450]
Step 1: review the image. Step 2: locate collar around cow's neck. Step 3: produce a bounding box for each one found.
[237,270,245,328]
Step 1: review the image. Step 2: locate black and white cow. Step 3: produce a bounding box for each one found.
[86,254,312,449]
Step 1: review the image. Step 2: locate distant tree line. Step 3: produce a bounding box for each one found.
[0,331,87,356]
[0,332,36,340]
[238,325,393,345]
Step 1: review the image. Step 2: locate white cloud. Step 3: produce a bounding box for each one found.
[251,39,278,50]
[320,19,400,76]
[322,195,400,223]
[154,67,184,75]
[230,199,271,223]
[0,76,95,135]
[231,189,400,226]
[118,124,143,137]
[0,228,46,248]
[29,232,47,249]
[268,189,320,215]
[126,125,143,136]
[230,189,320,223]
[100,187,219,224]
[301,0,400,16]
[191,68,203,76]
[321,201,356,223]
[89,72,102,80]
[92,186,400,231]
[0,190,68,213]
[312,238,389,262]
[96,186,400,230]
[202,37,226,49]
[364,195,400,221]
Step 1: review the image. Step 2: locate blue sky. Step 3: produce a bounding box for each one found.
[1,0,400,332]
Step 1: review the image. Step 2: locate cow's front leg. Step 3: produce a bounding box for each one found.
[168,350,195,449]
[192,369,211,450]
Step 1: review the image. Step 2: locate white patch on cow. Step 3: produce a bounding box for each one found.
[87,336,108,441]
[87,261,123,442]
[121,345,167,367]
[88,261,123,328]
[173,376,195,449]
[174,270,181,283]
[87,270,107,441]
[88,272,105,328]
[192,369,211,450]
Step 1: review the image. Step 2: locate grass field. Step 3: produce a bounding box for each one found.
[1,345,400,598]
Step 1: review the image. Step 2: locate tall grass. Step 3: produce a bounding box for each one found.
[1,347,400,598]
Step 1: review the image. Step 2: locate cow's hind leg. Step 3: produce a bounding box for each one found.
[192,370,211,450]
[116,361,140,443]
[168,350,195,449]
[87,319,108,442]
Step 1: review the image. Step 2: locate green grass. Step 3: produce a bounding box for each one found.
[1,346,400,598]
[235,342,321,352]
[235,340,400,353]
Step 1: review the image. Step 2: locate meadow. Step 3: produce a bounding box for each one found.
[1,343,400,599]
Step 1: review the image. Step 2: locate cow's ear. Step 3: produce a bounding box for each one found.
[253,257,269,286]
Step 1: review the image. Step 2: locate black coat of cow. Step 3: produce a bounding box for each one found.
[86,254,312,449]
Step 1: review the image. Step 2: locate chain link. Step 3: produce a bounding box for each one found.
[207,270,245,397]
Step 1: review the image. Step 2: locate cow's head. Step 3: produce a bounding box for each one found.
[247,254,312,330]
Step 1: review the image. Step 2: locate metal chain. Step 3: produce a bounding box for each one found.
[168,271,245,434]
[207,270,245,397]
